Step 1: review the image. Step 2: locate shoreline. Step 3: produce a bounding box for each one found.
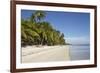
[22,45,70,63]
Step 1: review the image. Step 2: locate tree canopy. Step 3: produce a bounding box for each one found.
[21,10,66,47]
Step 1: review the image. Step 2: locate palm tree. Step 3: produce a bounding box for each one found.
[21,10,67,46]
[34,11,46,23]
[21,19,40,46]
[30,13,36,23]
[30,11,46,23]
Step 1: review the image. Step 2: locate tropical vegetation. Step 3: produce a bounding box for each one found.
[21,10,67,47]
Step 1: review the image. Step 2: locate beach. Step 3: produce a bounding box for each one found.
[22,45,70,63]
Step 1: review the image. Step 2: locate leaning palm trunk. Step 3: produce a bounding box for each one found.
[40,39,44,45]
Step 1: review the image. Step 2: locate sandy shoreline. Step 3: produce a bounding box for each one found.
[22,45,70,63]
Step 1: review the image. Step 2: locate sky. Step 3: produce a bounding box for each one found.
[21,10,90,44]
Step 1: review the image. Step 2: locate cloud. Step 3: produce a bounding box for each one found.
[65,36,90,44]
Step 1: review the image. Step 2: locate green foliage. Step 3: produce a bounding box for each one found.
[21,10,66,47]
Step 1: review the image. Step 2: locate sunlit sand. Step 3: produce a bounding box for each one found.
[22,45,70,63]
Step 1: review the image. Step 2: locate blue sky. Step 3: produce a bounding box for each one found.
[21,10,90,44]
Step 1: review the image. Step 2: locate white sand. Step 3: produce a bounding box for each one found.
[22,45,70,63]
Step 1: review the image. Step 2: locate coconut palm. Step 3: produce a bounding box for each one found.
[34,11,46,22]
[21,10,67,46]
[30,13,35,23]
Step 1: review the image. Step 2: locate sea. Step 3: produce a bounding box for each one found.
[69,44,90,60]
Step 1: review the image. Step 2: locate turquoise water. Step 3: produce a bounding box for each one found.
[69,45,90,60]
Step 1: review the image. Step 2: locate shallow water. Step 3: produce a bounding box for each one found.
[69,45,90,60]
